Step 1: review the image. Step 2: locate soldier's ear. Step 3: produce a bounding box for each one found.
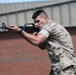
[45,17,48,22]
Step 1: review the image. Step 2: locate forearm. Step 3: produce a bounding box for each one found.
[20,30,41,45]
[7,25,47,46]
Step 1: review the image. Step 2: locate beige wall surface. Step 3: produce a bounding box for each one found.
[0,0,76,31]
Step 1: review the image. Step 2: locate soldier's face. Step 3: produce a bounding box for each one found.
[34,16,48,28]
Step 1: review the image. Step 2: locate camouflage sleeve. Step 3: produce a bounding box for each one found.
[39,30,49,38]
[39,24,52,38]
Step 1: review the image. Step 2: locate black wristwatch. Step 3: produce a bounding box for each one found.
[18,29,23,34]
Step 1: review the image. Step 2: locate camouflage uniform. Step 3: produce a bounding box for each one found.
[39,20,76,75]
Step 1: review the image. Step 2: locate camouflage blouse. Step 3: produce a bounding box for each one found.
[39,20,76,74]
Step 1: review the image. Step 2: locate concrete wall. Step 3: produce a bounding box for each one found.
[0,27,76,75]
[0,1,76,28]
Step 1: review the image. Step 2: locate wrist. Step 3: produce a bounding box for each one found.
[18,29,23,34]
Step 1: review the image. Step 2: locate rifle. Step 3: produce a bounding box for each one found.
[0,23,39,34]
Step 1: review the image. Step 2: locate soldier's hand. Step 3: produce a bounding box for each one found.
[33,32,38,36]
[7,25,21,32]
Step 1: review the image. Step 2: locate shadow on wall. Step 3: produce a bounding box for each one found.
[0,31,22,40]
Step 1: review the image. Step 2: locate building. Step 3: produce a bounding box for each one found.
[0,0,76,27]
[0,0,76,75]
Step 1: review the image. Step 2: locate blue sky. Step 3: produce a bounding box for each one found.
[0,0,54,3]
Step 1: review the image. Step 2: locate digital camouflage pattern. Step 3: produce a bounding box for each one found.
[39,20,76,75]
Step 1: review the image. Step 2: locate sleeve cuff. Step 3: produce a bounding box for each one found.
[39,30,49,38]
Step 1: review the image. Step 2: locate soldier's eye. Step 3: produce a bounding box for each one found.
[34,20,40,23]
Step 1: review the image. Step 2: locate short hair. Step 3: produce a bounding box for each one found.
[32,10,48,19]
